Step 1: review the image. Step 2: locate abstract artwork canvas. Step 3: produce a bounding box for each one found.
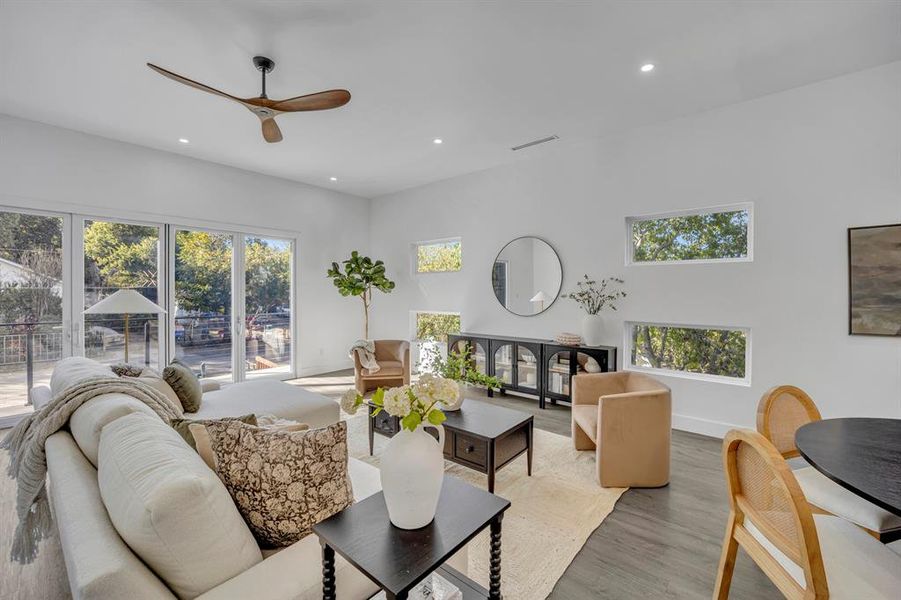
[849,224,901,336]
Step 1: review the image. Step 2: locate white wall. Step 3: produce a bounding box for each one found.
[369,62,901,436]
[0,115,370,376]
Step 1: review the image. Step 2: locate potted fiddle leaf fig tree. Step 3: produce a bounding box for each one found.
[327,251,395,339]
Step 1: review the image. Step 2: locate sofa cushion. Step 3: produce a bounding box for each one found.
[163,361,203,412]
[46,431,176,600]
[50,356,115,396]
[192,379,339,429]
[69,392,158,467]
[98,412,262,599]
[362,360,403,377]
[196,458,385,600]
[201,420,353,548]
[194,529,378,600]
[795,466,901,533]
[138,370,184,411]
[348,457,381,502]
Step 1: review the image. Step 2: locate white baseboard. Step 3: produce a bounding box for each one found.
[297,360,353,378]
[672,413,743,439]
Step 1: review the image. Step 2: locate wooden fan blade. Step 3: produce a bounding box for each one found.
[261,118,283,143]
[270,89,351,112]
[147,63,244,104]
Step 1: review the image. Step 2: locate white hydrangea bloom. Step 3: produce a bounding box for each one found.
[340,389,360,415]
[435,377,462,409]
[383,386,413,417]
[412,373,438,404]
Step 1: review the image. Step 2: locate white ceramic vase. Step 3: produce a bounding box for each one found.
[379,423,446,529]
[581,313,604,346]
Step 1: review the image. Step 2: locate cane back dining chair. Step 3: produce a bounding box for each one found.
[756,386,901,542]
[714,429,901,599]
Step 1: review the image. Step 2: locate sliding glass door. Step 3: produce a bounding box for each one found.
[1,206,297,424]
[0,208,69,421]
[173,228,234,381]
[244,236,293,379]
[80,219,163,370]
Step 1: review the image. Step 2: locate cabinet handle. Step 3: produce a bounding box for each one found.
[466,445,475,453]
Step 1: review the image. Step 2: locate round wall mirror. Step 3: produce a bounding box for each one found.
[491,236,563,316]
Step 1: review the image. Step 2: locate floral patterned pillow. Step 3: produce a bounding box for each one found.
[200,420,353,548]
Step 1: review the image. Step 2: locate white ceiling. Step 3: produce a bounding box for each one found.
[2,1,900,198]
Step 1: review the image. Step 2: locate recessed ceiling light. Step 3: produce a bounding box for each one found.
[640,63,655,73]
[178,138,190,144]
[330,176,338,182]
[433,138,443,145]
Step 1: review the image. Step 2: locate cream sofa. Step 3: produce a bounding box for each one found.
[36,357,466,599]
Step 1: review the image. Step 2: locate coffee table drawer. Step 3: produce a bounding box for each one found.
[454,433,488,468]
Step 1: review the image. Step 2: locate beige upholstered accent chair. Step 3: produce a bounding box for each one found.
[353,339,411,394]
[757,385,901,542]
[571,371,671,488]
[714,429,901,599]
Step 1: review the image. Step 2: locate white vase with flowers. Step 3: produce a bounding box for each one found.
[341,373,462,529]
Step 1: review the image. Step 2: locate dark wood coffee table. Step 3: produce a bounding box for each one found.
[312,475,511,599]
[368,398,534,493]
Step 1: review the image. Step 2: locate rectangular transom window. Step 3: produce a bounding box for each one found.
[625,322,750,385]
[413,311,461,342]
[626,204,752,264]
[415,238,462,273]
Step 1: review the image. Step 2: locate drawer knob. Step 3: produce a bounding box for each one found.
[466,445,475,453]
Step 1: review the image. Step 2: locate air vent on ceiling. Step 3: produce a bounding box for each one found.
[511,134,559,151]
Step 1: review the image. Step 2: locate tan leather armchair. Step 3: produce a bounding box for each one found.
[571,371,671,488]
[353,340,411,394]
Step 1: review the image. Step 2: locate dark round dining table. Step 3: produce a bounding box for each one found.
[795,418,901,517]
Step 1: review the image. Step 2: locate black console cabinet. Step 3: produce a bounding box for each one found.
[447,332,617,409]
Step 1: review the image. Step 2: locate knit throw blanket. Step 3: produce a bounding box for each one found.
[1,376,184,564]
[349,339,380,373]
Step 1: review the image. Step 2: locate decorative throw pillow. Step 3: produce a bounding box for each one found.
[162,360,203,412]
[190,421,309,470]
[170,414,258,450]
[200,420,353,548]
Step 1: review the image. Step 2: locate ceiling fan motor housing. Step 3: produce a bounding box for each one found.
[253,56,275,73]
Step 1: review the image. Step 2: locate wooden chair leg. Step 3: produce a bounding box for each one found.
[713,513,739,600]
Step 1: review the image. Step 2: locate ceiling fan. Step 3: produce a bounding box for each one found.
[147,56,350,143]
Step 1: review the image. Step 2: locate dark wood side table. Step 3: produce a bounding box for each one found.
[369,398,533,493]
[313,475,511,600]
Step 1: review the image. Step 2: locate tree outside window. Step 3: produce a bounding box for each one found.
[629,323,748,380]
[630,207,750,263]
[416,240,462,273]
[415,312,461,343]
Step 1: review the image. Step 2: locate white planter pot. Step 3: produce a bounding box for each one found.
[379,424,446,529]
[581,314,604,347]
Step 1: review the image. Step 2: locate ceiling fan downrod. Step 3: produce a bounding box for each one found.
[253,55,275,99]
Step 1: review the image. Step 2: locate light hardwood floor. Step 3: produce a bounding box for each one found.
[1,370,778,599]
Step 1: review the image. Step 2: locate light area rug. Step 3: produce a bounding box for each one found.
[344,415,627,600]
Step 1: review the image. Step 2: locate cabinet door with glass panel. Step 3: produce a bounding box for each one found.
[544,344,615,405]
[490,339,542,396]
